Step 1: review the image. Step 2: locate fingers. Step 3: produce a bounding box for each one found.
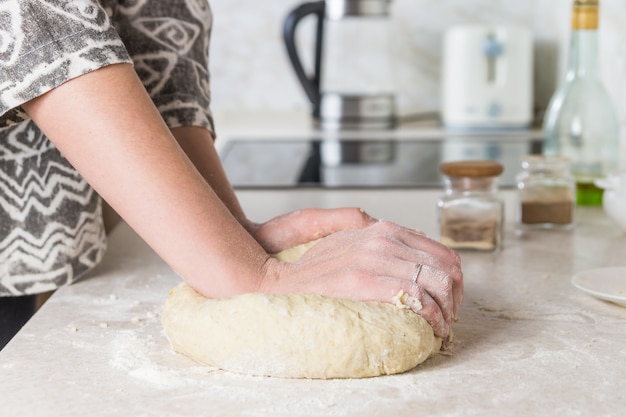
[378,263,455,340]
[298,207,378,237]
[400,286,449,340]
[366,220,463,319]
[346,220,463,339]
[409,252,463,320]
[340,270,452,340]
[372,220,461,271]
[411,264,454,322]
[254,207,376,253]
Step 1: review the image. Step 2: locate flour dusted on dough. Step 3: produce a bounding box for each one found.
[161,241,441,379]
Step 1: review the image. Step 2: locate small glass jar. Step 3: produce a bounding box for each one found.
[515,155,575,230]
[437,160,505,252]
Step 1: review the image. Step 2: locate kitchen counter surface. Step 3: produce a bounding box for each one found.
[1,189,626,416]
[211,110,543,146]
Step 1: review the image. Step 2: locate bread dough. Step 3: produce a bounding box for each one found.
[161,241,441,379]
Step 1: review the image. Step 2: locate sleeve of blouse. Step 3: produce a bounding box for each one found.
[0,0,133,127]
[112,0,215,137]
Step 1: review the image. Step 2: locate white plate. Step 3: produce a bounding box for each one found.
[571,267,626,307]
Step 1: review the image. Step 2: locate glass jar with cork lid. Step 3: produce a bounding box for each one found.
[516,155,576,230]
[437,160,505,252]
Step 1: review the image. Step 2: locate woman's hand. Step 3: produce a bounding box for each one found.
[259,219,463,341]
[249,207,377,253]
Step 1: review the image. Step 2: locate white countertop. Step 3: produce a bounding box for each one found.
[211,110,543,145]
[1,189,625,417]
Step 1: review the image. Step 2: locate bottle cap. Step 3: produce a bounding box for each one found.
[572,0,598,30]
[440,160,504,178]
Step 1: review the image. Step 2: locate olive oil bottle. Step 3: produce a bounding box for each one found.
[542,0,619,206]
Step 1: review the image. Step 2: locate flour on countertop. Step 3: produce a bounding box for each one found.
[106,324,450,417]
[109,330,216,389]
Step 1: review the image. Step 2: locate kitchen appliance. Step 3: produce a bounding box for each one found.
[283,0,396,130]
[220,134,542,189]
[441,24,534,129]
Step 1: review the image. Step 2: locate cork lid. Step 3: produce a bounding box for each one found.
[440,160,504,177]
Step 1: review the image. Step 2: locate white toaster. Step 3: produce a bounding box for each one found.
[441,24,534,129]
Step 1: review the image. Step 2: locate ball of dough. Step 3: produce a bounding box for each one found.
[161,242,441,379]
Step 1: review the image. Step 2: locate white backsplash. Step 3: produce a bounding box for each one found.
[209,1,626,137]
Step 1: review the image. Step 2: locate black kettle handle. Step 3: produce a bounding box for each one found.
[283,1,325,114]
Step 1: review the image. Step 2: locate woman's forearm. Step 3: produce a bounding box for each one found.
[22,63,274,297]
[170,126,252,230]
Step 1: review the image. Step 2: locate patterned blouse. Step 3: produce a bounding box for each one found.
[0,0,215,296]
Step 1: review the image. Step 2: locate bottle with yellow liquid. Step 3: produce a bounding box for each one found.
[542,0,619,206]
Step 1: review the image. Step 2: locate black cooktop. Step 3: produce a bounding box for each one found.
[220,134,542,189]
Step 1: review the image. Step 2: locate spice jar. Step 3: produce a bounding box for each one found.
[438,160,504,251]
[516,155,575,230]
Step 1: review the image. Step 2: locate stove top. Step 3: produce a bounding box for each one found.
[220,134,542,189]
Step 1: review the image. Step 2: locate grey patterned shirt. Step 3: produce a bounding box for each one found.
[0,0,215,295]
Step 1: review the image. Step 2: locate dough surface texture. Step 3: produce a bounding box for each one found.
[161,242,441,379]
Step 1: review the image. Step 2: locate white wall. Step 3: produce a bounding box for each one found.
[208,0,626,138]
